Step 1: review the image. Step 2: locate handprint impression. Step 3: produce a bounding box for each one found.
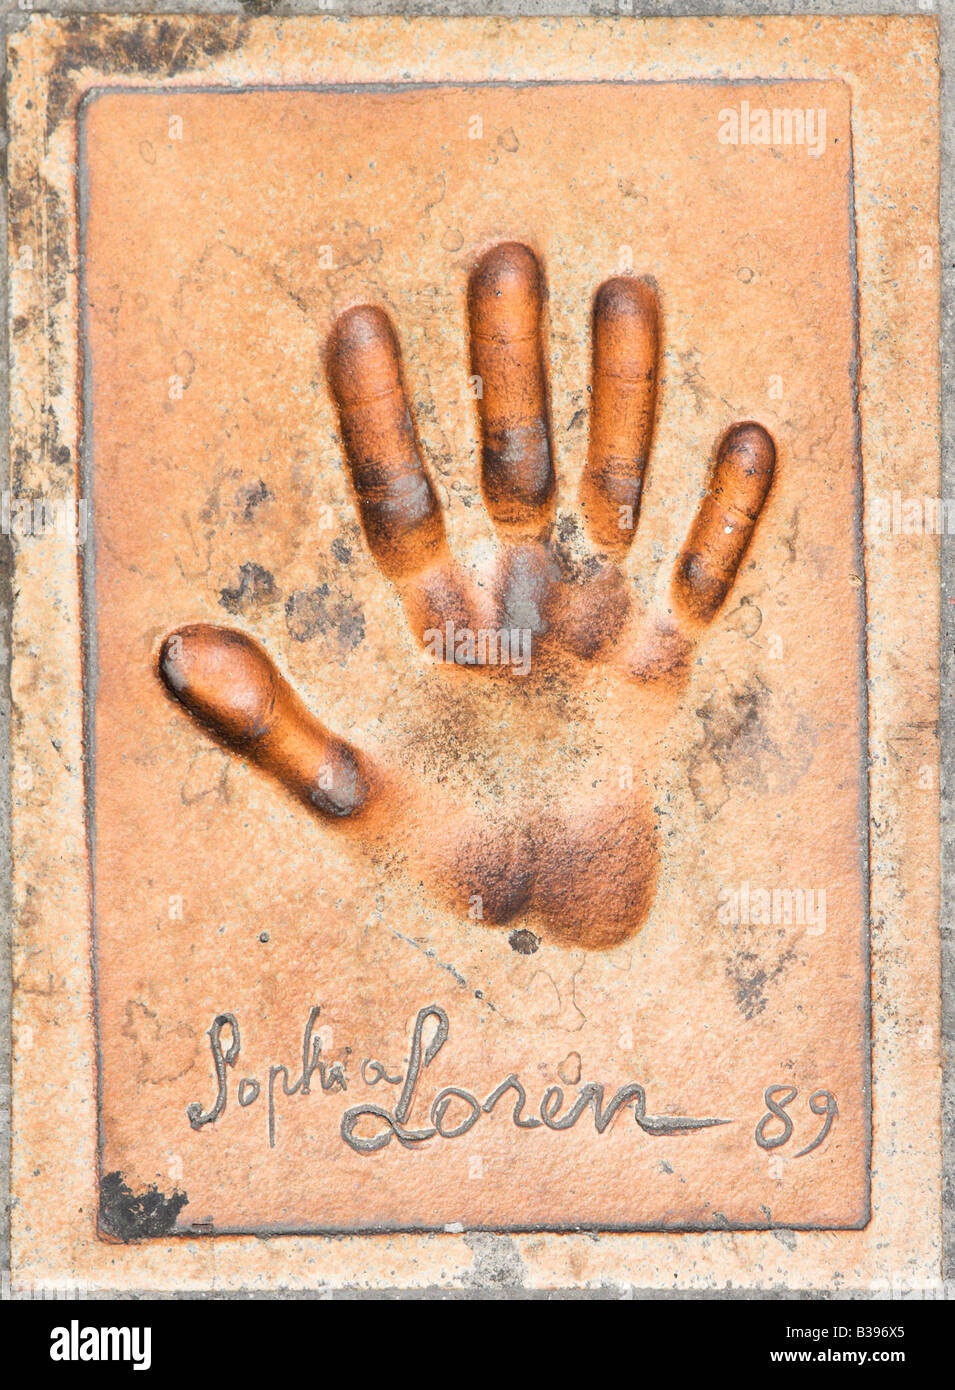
[158,243,775,950]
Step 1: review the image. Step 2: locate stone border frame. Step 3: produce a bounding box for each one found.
[7,14,940,1292]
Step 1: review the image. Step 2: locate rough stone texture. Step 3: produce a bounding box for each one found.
[1,4,948,1296]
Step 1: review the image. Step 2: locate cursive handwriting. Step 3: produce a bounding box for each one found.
[187,1006,347,1147]
[340,1005,731,1154]
[185,1004,731,1152]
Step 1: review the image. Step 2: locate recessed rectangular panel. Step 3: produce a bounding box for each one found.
[84,81,867,1234]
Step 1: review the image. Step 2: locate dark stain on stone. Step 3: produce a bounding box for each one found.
[51,17,250,135]
[98,1170,188,1241]
[463,1231,527,1288]
[696,677,767,756]
[551,511,603,584]
[285,583,365,657]
[219,562,279,614]
[331,537,353,565]
[508,928,540,955]
[725,941,796,1021]
[236,478,273,521]
[557,512,580,544]
[7,174,77,495]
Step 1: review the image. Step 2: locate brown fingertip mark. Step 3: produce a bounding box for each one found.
[439,819,536,926]
[532,799,659,950]
[582,276,660,554]
[468,242,555,536]
[403,559,474,652]
[627,616,694,686]
[158,623,374,820]
[494,541,558,642]
[548,563,631,662]
[326,304,447,581]
[672,422,776,623]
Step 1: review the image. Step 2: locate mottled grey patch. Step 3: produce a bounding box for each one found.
[219,561,279,614]
[552,513,603,582]
[725,941,797,1021]
[236,478,273,521]
[285,583,365,658]
[463,1232,526,1289]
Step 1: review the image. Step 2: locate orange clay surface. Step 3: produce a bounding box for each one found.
[84,81,867,1232]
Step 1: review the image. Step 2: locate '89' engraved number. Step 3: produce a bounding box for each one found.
[755,1085,838,1157]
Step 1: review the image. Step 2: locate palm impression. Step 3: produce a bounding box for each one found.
[158,242,775,950]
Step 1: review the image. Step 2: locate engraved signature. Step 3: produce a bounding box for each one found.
[186,1004,733,1152]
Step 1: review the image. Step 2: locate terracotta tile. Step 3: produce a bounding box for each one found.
[8,16,940,1291]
